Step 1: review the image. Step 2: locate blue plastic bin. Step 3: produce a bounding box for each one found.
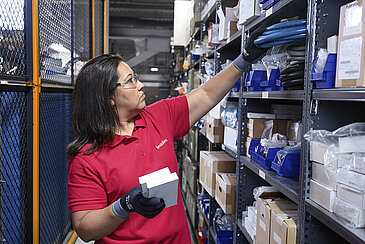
[248,139,261,162]
[216,230,233,244]
[275,79,286,91]
[245,70,266,91]
[310,53,337,89]
[248,140,281,170]
[260,69,282,91]
[271,148,301,177]
[260,0,280,10]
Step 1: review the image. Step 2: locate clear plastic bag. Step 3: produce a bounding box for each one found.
[314,48,328,73]
[220,103,238,129]
[213,208,235,232]
[204,58,215,76]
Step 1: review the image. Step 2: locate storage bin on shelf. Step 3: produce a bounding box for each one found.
[216,230,233,244]
[310,53,337,89]
[248,139,281,170]
[271,147,301,177]
[259,0,281,10]
[244,70,266,91]
[260,68,283,91]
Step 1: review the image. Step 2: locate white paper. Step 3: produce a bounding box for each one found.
[338,37,362,80]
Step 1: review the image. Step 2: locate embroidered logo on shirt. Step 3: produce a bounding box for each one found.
[156,139,168,149]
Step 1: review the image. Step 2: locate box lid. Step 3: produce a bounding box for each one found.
[216,173,236,193]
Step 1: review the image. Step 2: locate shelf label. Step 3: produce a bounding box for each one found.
[262,91,269,99]
[259,170,266,179]
[266,8,273,17]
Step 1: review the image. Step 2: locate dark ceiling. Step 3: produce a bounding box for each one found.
[109,0,174,93]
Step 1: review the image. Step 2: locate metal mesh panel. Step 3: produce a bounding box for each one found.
[0,0,26,77]
[95,0,104,57]
[39,0,72,84]
[39,92,73,244]
[0,91,27,243]
[74,0,91,76]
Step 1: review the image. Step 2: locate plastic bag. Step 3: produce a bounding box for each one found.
[275,146,301,165]
[213,208,235,232]
[220,103,238,129]
[204,58,215,76]
[314,48,328,73]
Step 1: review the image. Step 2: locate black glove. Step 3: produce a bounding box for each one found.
[120,185,165,219]
[242,23,270,63]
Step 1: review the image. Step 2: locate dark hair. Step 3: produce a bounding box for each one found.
[67,54,124,157]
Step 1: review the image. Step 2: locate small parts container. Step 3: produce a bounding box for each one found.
[245,70,265,91]
[310,53,337,89]
[260,69,282,91]
[248,140,281,170]
[271,147,301,178]
[259,0,281,10]
[216,230,233,244]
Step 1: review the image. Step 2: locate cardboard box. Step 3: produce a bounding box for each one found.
[334,196,365,228]
[256,197,297,244]
[206,115,224,143]
[227,21,238,38]
[247,119,288,139]
[245,216,256,240]
[337,168,365,192]
[270,210,298,244]
[247,206,257,229]
[337,183,365,210]
[339,135,365,153]
[310,141,332,164]
[199,151,236,196]
[336,1,365,88]
[215,173,236,214]
[310,179,336,212]
[312,161,336,190]
[224,126,238,151]
[238,0,261,25]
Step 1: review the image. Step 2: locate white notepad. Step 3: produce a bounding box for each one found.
[138,167,179,208]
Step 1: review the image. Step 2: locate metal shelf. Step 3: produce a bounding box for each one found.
[217,31,242,52]
[313,88,365,101]
[221,144,238,159]
[240,156,299,204]
[237,219,254,244]
[245,0,298,31]
[229,91,239,98]
[201,0,216,23]
[242,90,304,100]
[306,199,365,244]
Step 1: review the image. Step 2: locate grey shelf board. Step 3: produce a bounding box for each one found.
[221,144,238,159]
[313,88,365,101]
[240,156,299,204]
[229,91,239,98]
[242,90,304,100]
[306,199,365,244]
[201,0,216,23]
[245,0,297,31]
[217,31,242,51]
[237,219,254,244]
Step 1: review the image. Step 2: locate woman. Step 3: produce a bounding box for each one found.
[67,25,266,243]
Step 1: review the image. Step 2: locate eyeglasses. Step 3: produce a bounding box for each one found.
[116,73,139,89]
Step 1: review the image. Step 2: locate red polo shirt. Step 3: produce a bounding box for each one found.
[68,95,191,244]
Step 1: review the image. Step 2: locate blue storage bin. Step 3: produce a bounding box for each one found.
[248,140,281,170]
[232,77,241,92]
[271,147,301,177]
[216,230,233,244]
[248,139,261,162]
[275,79,286,91]
[260,69,282,91]
[310,53,337,89]
[245,70,266,91]
[260,0,280,10]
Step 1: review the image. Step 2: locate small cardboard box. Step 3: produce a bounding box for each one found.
[256,198,297,244]
[215,173,236,214]
[206,115,224,143]
[270,210,298,244]
[337,183,365,210]
[309,179,336,212]
[336,1,365,87]
[312,161,336,190]
[199,151,236,196]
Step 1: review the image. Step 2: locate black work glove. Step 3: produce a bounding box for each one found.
[120,185,165,219]
[243,23,270,63]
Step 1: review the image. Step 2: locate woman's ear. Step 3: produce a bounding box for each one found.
[110,97,116,107]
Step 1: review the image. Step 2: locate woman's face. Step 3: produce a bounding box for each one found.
[111,62,146,119]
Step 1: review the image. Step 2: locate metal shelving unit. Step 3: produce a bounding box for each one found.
[306,200,365,244]
[241,156,300,204]
[237,219,254,244]
[242,90,304,100]
[312,88,365,101]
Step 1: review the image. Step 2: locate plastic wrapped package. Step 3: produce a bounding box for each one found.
[289,121,303,144]
[334,197,365,228]
[337,168,365,192]
[220,104,238,129]
[314,48,329,73]
[253,186,279,200]
[350,153,365,174]
[213,208,235,232]
[204,58,215,76]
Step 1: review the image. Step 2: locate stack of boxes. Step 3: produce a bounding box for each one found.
[308,123,365,228]
[199,151,236,214]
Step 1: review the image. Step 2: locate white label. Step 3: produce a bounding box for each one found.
[343,5,363,36]
[274,232,282,244]
[266,8,273,17]
[259,170,266,179]
[259,219,266,232]
[338,37,362,80]
[262,91,269,98]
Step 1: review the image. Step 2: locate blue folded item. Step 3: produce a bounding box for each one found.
[265,19,307,31]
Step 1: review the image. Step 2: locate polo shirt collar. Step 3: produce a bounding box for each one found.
[108,112,146,148]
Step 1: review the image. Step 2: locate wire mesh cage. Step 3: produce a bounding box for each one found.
[0,91,28,243]
[74,0,91,77]
[0,0,27,78]
[95,0,104,57]
[39,91,73,244]
[39,0,72,84]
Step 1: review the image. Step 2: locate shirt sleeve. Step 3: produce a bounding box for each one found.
[68,155,107,213]
[146,95,190,140]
